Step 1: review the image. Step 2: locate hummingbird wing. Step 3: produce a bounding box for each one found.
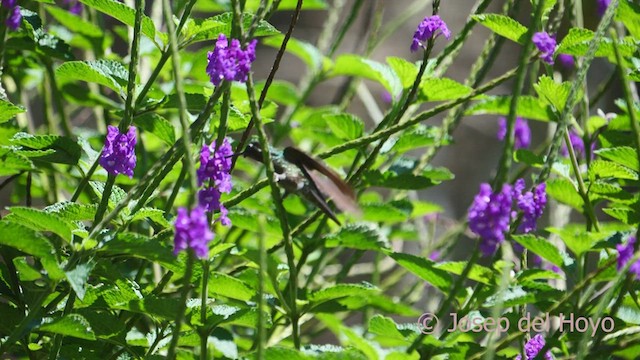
[283,147,361,217]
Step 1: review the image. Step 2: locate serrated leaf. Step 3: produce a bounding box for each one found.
[483,285,535,308]
[465,96,553,122]
[595,147,639,172]
[386,252,452,292]
[133,113,175,145]
[323,113,363,140]
[262,35,325,71]
[617,0,640,38]
[602,207,640,225]
[39,314,96,340]
[44,201,97,221]
[99,232,179,272]
[434,261,494,284]
[79,0,157,41]
[386,125,440,154]
[387,57,419,89]
[368,315,414,344]
[419,77,473,102]
[45,6,102,38]
[183,13,279,45]
[56,60,129,96]
[557,27,637,58]
[533,75,577,113]
[546,178,583,210]
[308,283,379,303]
[65,262,95,301]
[514,149,545,166]
[255,80,299,106]
[517,268,563,282]
[209,272,255,301]
[512,234,565,268]
[0,100,25,124]
[325,223,389,250]
[364,167,453,190]
[7,207,74,242]
[472,14,528,43]
[547,225,614,256]
[0,221,56,259]
[11,132,82,165]
[332,54,402,99]
[0,150,34,176]
[130,207,171,228]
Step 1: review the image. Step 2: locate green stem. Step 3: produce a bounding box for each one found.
[93,174,115,228]
[49,292,76,360]
[199,259,210,360]
[121,0,144,128]
[71,155,101,202]
[43,59,72,137]
[256,215,268,359]
[166,252,195,359]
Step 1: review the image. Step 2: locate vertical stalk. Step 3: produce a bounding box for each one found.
[199,259,210,359]
[167,252,195,359]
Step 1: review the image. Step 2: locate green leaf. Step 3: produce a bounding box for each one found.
[419,78,473,102]
[434,261,494,284]
[133,113,175,145]
[514,149,545,167]
[512,234,565,268]
[255,80,300,106]
[183,13,279,45]
[617,0,640,38]
[0,221,56,259]
[0,100,25,124]
[547,225,614,256]
[557,27,637,58]
[99,232,179,272]
[13,257,43,281]
[472,14,528,43]
[595,147,639,172]
[65,262,95,301]
[517,268,563,282]
[546,178,583,211]
[0,150,34,176]
[368,315,415,345]
[130,207,171,228]
[209,272,255,301]
[79,0,157,41]
[39,314,96,340]
[465,96,553,122]
[385,125,441,154]
[332,54,402,99]
[483,285,535,308]
[602,207,640,225]
[386,251,452,292]
[11,132,82,165]
[360,202,410,223]
[533,75,577,113]
[308,283,379,303]
[75,309,125,339]
[262,35,325,71]
[7,207,74,242]
[325,223,389,251]
[45,6,103,38]
[43,201,97,221]
[323,113,363,140]
[387,57,419,89]
[588,159,639,180]
[364,167,453,190]
[56,60,129,96]
[21,9,75,60]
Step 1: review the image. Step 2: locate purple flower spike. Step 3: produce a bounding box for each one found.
[532,32,557,65]
[411,15,451,52]
[1,0,16,7]
[497,117,531,150]
[6,5,21,30]
[617,236,637,272]
[515,334,553,360]
[197,138,233,191]
[597,0,611,17]
[206,34,257,86]
[514,180,547,234]
[557,54,575,69]
[173,206,214,259]
[468,183,513,256]
[63,0,82,15]
[99,125,137,178]
[561,130,596,160]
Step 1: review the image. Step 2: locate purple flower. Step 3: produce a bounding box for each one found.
[428,250,441,261]
[532,255,561,274]
[2,0,16,7]
[411,15,451,52]
[616,237,640,279]
[197,138,233,191]
[514,179,547,234]
[532,32,556,65]
[515,334,553,360]
[5,5,21,30]
[468,183,513,256]
[206,34,257,86]
[99,125,137,178]
[173,206,214,258]
[557,54,575,69]
[64,0,83,15]
[597,0,611,17]
[561,130,596,159]
[497,117,531,149]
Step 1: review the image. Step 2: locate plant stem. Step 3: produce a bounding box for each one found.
[167,252,195,359]
[199,259,210,359]
[93,174,115,227]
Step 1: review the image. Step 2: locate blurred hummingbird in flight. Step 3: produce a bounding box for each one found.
[242,141,360,225]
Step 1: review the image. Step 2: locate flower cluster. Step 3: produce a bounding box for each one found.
[557,54,575,70]
[617,236,640,279]
[206,34,257,86]
[173,206,214,258]
[99,125,137,178]
[561,129,596,160]
[597,0,611,17]
[2,0,21,30]
[497,117,531,150]
[411,15,451,52]
[468,179,547,256]
[196,138,233,226]
[515,334,553,360]
[63,0,82,15]
[532,32,556,65]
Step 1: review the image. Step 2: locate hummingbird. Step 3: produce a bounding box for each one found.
[242,141,360,225]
